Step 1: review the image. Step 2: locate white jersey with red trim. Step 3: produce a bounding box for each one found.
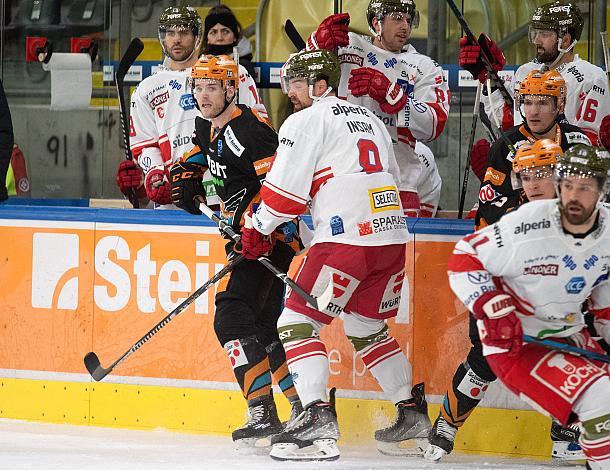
[252,95,409,247]
[448,199,610,354]
[336,33,449,193]
[483,55,610,142]
[415,142,441,217]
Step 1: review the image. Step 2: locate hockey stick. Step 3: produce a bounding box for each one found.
[116,38,144,209]
[524,335,610,364]
[444,0,514,109]
[601,31,610,87]
[284,19,306,51]
[199,204,334,312]
[458,81,482,219]
[84,254,244,381]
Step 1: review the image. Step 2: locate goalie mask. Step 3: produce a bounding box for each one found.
[511,138,563,190]
[280,49,340,102]
[366,0,420,36]
[158,6,203,65]
[529,1,584,65]
[555,144,610,198]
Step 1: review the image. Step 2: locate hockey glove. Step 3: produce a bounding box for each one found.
[240,212,274,260]
[307,13,350,51]
[144,165,172,206]
[170,161,206,215]
[116,160,146,199]
[348,67,407,114]
[459,34,505,84]
[600,114,610,151]
[470,139,491,182]
[472,289,523,356]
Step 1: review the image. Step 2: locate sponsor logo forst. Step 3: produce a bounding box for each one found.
[31,232,222,314]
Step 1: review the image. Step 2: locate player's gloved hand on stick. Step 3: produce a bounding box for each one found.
[348,67,407,114]
[307,13,350,51]
[470,139,490,182]
[144,165,172,205]
[240,212,274,260]
[600,114,610,151]
[170,161,206,215]
[472,289,523,356]
[459,34,505,84]
[116,160,146,199]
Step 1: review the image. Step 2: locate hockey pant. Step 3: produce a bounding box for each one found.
[215,241,297,404]
[277,308,412,408]
[486,330,610,466]
[441,313,497,427]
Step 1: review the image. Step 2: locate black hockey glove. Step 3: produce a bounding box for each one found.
[170,161,206,215]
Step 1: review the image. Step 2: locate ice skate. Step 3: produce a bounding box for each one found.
[232,395,283,454]
[269,390,340,461]
[423,414,458,462]
[375,382,432,456]
[283,399,304,428]
[551,421,584,461]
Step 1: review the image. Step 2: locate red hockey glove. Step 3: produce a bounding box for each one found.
[459,34,505,84]
[307,13,350,51]
[470,139,490,182]
[600,114,610,151]
[116,160,146,199]
[240,212,274,260]
[472,290,523,356]
[348,67,407,114]
[144,165,172,205]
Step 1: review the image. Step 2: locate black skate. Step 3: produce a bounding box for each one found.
[551,421,584,461]
[232,394,283,454]
[269,389,340,461]
[283,399,304,428]
[375,382,432,456]
[423,414,458,461]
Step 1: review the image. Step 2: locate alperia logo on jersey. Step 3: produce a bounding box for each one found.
[513,218,551,235]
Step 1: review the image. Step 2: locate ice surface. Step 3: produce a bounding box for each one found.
[0,419,581,470]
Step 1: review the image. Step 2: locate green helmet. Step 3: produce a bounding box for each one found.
[556,144,610,192]
[366,0,419,35]
[158,6,203,58]
[530,1,584,41]
[280,49,341,93]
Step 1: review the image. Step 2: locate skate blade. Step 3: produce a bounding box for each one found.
[234,437,273,456]
[376,438,427,457]
[423,443,448,462]
[551,441,585,461]
[269,439,340,461]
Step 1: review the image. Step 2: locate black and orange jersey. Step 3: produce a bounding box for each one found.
[183,104,277,231]
[475,121,590,229]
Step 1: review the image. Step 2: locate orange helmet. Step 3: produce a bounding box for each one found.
[517,69,567,108]
[513,138,563,173]
[191,55,238,84]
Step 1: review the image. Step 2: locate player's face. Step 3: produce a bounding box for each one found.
[523,95,558,134]
[192,79,233,118]
[520,166,557,201]
[287,77,313,111]
[530,28,560,64]
[559,176,601,225]
[375,11,412,52]
[164,27,196,62]
[207,23,236,45]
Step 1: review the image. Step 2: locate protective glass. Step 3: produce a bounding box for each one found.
[528,27,557,43]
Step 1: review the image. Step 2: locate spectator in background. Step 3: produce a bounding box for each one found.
[0,79,14,202]
[203,4,256,78]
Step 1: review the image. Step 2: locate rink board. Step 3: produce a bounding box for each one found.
[0,205,551,458]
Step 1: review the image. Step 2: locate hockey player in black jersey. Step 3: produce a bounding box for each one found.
[169,55,303,450]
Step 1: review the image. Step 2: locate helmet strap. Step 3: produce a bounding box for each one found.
[547,35,576,68]
[308,83,333,103]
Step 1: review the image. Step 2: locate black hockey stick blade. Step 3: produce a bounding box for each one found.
[284,20,306,51]
[116,38,144,82]
[84,351,110,381]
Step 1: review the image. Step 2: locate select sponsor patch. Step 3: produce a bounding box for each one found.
[369,186,400,213]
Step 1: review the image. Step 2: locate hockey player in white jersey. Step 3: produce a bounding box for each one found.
[115,6,265,209]
[239,49,431,461]
[307,0,449,217]
[460,1,610,144]
[448,144,610,470]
